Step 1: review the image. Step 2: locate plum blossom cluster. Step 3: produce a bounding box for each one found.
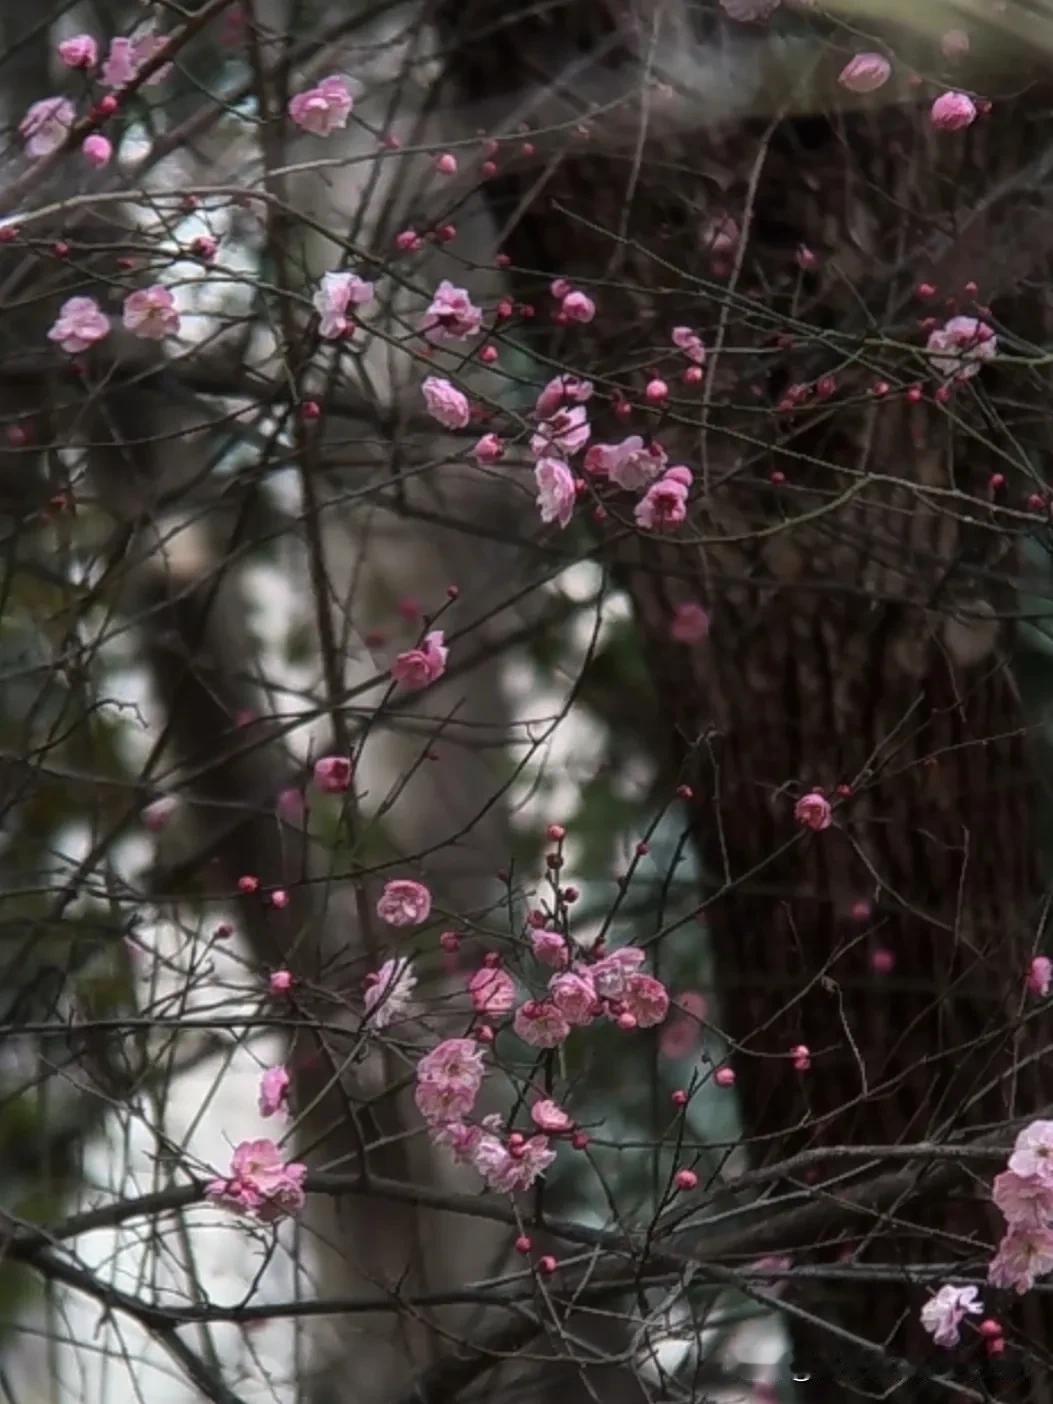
[414,1038,556,1194]
[47,285,180,354]
[514,941,671,1047]
[205,1138,307,1223]
[987,1120,1053,1294]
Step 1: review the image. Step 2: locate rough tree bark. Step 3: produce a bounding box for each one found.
[436,0,1053,1397]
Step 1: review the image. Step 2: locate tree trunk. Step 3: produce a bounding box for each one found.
[435,1,1053,1396]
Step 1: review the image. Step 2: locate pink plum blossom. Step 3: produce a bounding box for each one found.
[671,603,709,643]
[472,433,504,464]
[82,135,112,169]
[534,458,576,529]
[585,436,667,491]
[206,1139,307,1222]
[422,281,482,343]
[930,90,977,131]
[287,75,354,136]
[422,376,471,429]
[313,754,353,793]
[989,1227,1053,1294]
[532,1098,573,1133]
[20,98,75,159]
[549,969,598,1026]
[468,1126,555,1193]
[561,290,595,323]
[795,792,832,831]
[992,1170,1053,1231]
[1008,1120,1053,1183]
[926,316,996,380]
[123,285,180,340]
[100,34,173,89]
[377,878,432,927]
[837,53,891,93]
[535,375,593,419]
[468,965,517,1016]
[391,629,448,690]
[514,1001,571,1048]
[623,973,670,1028]
[269,969,294,995]
[919,1284,982,1347]
[530,405,591,459]
[313,270,374,339]
[531,929,569,967]
[635,471,690,532]
[58,35,99,70]
[364,956,417,1028]
[258,1065,291,1118]
[415,1038,486,1123]
[592,947,646,999]
[672,326,706,365]
[48,297,110,355]
[1029,956,1052,997]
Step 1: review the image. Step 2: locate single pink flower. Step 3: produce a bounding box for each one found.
[123,285,180,340]
[472,432,504,464]
[531,1098,573,1133]
[364,956,417,1028]
[429,1119,483,1163]
[592,947,646,999]
[926,315,996,380]
[791,1043,812,1071]
[258,1065,291,1117]
[530,405,591,459]
[514,1001,571,1048]
[549,970,598,1026]
[931,90,977,131]
[269,969,294,995]
[468,965,516,1016]
[482,1133,555,1193]
[535,375,593,419]
[141,796,178,832]
[585,436,667,491]
[531,929,568,967]
[58,35,99,70]
[671,603,710,643]
[415,1037,486,1123]
[672,326,706,365]
[313,754,353,793]
[313,270,374,339]
[1009,1120,1053,1184]
[1029,956,1052,997]
[100,34,172,89]
[623,973,670,1028]
[561,290,595,323]
[48,297,110,355]
[422,280,482,343]
[20,98,75,159]
[635,472,690,532]
[988,1227,1053,1294]
[795,792,832,831]
[288,75,354,136]
[377,878,432,927]
[534,458,576,529]
[837,53,891,94]
[422,376,471,429]
[206,1138,307,1221]
[920,1284,982,1347]
[82,134,112,169]
[391,628,448,690]
[992,1170,1053,1231]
